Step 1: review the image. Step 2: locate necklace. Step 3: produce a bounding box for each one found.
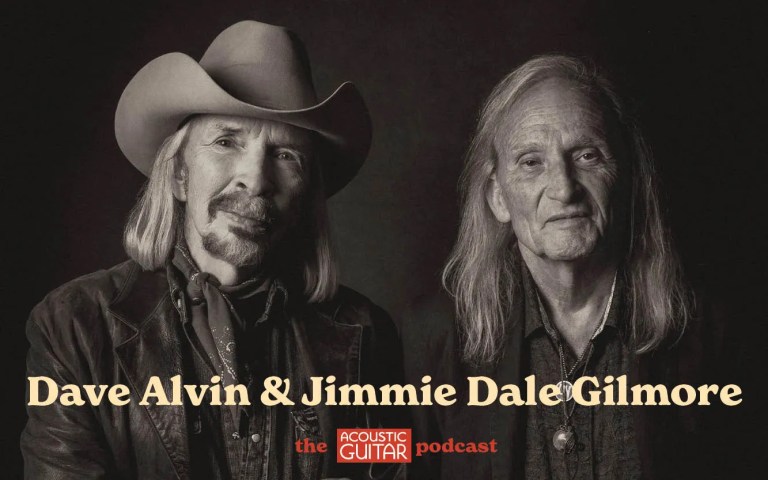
[552,272,617,453]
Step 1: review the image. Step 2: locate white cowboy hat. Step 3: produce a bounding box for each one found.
[115,20,372,196]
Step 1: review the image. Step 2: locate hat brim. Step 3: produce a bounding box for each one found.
[115,52,372,196]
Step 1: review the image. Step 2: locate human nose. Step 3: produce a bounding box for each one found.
[234,147,274,196]
[545,158,582,203]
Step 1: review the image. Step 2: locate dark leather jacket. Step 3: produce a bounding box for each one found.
[22,260,404,480]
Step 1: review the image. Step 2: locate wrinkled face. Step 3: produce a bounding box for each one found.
[486,77,624,262]
[174,115,314,268]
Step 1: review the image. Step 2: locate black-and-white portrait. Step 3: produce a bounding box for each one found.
[4,1,764,479]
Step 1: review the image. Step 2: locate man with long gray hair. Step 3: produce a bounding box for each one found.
[404,55,718,479]
[22,21,403,480]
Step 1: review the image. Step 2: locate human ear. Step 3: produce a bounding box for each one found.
[172,161,188,202]
[486,173,511,223]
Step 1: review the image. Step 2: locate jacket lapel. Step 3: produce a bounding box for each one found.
[108,266,191,479]
[290,302,363,468]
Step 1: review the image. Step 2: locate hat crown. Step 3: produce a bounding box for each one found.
[199,21,317,110]
[115,19,371,195]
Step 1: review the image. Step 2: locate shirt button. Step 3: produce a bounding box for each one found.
[251,433,261,443]
[231,432,240,440]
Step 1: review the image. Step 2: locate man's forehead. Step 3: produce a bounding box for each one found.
[190,114,314,144]
[496,78,611,150]
[498,118,609,149]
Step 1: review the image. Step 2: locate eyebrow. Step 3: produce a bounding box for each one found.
[570,133,609,147]
[503,131,610,153]
[265,131,315,151]
[507,141,544,154]
[209,123,245,135]
[204,122,315,150]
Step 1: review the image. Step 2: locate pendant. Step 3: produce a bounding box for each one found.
[552,426,576,453]
[556,380,573,402]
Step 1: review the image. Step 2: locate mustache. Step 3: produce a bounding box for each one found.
[207,192,277,223]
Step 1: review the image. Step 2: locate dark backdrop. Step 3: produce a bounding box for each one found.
[4,0,765,476]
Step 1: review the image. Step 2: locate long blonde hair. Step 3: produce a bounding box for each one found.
[123,120,338,302]
[443,55,693,365]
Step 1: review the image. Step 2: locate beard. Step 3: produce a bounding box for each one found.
[201,229,268,267]
[201,192,282,268]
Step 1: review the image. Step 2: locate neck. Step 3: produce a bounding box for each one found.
[184,227,259,286]
[520,245,618,354]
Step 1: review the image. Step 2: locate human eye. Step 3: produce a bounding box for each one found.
[518,154,543,169]
[212,137,236,148]
[274,148,305,167]
[575,148,603,164]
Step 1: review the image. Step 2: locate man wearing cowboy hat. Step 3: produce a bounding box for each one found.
[22,20,403,480]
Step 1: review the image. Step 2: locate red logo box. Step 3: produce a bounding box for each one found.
[336,428,412,463]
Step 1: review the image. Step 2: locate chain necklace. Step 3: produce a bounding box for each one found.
[551,272,617,453]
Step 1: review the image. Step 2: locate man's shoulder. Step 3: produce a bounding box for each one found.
[401,288,457,340]
[397,288,459,374]
[399,289,466,383]
[312,284,391,329]
[29,260,150,330]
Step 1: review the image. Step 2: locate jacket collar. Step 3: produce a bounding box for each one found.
[107,264,192,479]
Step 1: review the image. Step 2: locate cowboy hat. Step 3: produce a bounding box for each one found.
[115,20,371,196]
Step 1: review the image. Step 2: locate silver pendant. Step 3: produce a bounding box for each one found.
[556,380,573,402]
[553,426,575,452]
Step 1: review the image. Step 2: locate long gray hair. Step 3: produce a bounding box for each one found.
[123,119,338,303]
[443,55,693,365]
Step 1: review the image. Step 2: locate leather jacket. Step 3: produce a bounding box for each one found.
[22,260,405,480]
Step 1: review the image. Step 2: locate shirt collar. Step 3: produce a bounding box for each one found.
[522,265,622,341]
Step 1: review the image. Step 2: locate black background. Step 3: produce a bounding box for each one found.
[3,0,765,477]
